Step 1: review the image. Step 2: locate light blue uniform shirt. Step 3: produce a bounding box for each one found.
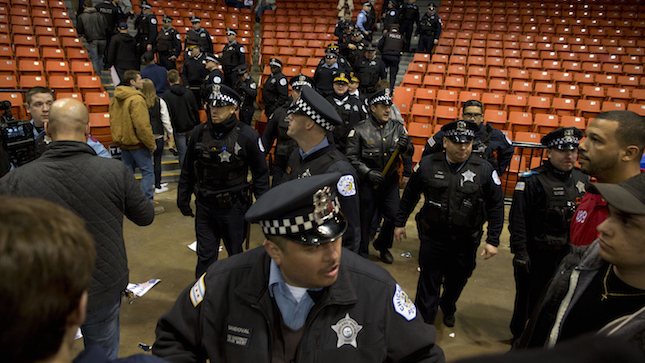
[268,259,317,330]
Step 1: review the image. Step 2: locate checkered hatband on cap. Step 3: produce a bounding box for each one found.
[260,198,341,235]
[293,96,335,132]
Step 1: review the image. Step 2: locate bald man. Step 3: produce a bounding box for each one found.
[0,98,154,359]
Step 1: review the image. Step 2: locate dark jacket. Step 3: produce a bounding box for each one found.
[106,32,139,70]
[77,7,108,41]
[141,63,169,98]
[163,84,200,133]
[153,247,445,362]
[0,141,154,310]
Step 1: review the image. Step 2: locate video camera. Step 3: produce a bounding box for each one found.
[0,100,37,169]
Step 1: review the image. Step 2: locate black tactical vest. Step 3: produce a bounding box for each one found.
[383,32,404,52]
[284,147,344,181]
[156,28,174,52]
[273,108,298,168]
[195,125,247,189]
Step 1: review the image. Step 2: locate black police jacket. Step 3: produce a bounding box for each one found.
[153,246,445,363]
[261,104,297,169]
[325,93,367,153]
[221,41,245,72]
[181,53,209,86]
[346,116,414,180]
[185,29,214,54]
[396,153,504,246]
[156,26,181,56]
[135,13,157,46]
[234,75,258,110]
[262,71,289,116]
[509,161,588,253]
[378,31,404,56]
[353,56,387,89]
[416,13,442,37]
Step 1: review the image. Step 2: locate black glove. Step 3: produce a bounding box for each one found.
[397,134,410,150]
[513,249,531,274]
[367,170,386,185]
[180,207,194,218]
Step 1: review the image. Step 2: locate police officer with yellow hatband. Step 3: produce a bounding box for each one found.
[220,28,246,88]
[154,173,445,363]
[262,57,289,118]
[155,15,181,70]
[414,3,442,54]
[185,16,213,54]
[346,88,413,263]
[177,84,269,277]
[262,74,311,186]
[509,127,588,341]
[200,53,224,107]
[281,86,361,253]
[134,2,157,58]
[233,64,257,126]
[394,120,504,327]
[325,72,367,153]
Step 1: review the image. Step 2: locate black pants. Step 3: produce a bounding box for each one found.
[382,54,400,92]
[239,106,254,126]
[400,23,414,51]
[153,137,164,188]
[194,199,249,277]
[358,176,399,258]
[418,35,436,54]
[224,71,237,88]
[416,227,480,324]
[157,53,177,70]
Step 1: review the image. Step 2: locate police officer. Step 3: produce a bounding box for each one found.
[509,127,588,341]
[399,0,420,52]
[262,57,289,118]
[185,16,213,54]
[314,52,343,97]
[346,88,414,263]
[177,84,270,278]
[154,173,445,362]
[394,120,504,327]
[348,72,365,102]
[200,53,224,107]
[280,86,361,253]
[334,10,356,43]
[414,3,442,54]
[233,64,257,126]
[355,43,387,94]
[181,42,209,107]
[134,2,157,58]
[356,1,373,41]
[95,0,121,61]
[423,100,515,176]
[219,28,246,88]
[378,25,404,93]
[262,74,311,186]
[340,30,368,68]
[316,43,352,72]
[325,73,366,153]
[382,0,400,33]
[155,15,181,70]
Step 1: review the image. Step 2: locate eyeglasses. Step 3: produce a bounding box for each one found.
[463,113,483,119]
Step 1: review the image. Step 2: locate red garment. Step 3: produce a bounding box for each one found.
[569,192,608,246]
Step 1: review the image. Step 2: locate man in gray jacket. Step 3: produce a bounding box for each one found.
[0,98,154,359]
[77,5,109,75]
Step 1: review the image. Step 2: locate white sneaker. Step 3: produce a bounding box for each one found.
[155,185,169,194]
[160,182,168,187]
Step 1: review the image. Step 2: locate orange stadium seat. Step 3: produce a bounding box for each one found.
[577,99,601,119]
[509,111,533,132]
[534,114,559,134]
[434,105,459,125]
[504,94,527,113]
[484,109,508,130]
[49,75,76,94]
[410,104,434,124]
[561,116,587,130]
[415,88,436,106]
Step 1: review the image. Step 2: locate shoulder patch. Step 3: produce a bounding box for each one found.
[347,129,355,138]
[150,17,157,25]
[393,283,416,321]
[492,170,501,186]
[213,76,222,84]
[250,82,257,89]
[515,181,526,191]
[258,138,265,153]
[190,273,206,307]
[427,137,436,147]
[279,78,287,86]
[240,46,246,53]
[176,33,180,40]
[337,174,356,197]
[413,162,420,172]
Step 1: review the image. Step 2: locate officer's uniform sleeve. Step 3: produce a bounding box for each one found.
[242,79,258,100]
[176,126,201,212]
[206,31,214,54]
[172,30,182,57]
[147,16,157,46]
[275,77,289,110]
[244,127,270,198]
[482,161,504,247]
[181,63,190,88]
[356,12,367,32]
[435,17,442,38]
[414,14,424,36]
[260,111,279,155]
[422,130,445,157]
[508,174,538,253]
[327,161,361,253]
[379,60,387,80]
[396,158,426,227]
[492,129,514,176]
[153,276,207,362]
[345,125,372,179]
[378,35,386,52]
[398,124,414,158]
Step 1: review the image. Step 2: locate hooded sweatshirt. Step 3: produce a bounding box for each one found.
[109,85,156,150]
[106,32,139,70]
[162,84,200,133]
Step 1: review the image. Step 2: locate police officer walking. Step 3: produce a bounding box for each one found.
[262,58,289,118]
[185,16,213,54]
[177,85,270,278]
[325,73,367,153]
[414,3,442,54]
[394,120,504,327]
[340,30,368,68]
[314,52,348,97]
[219,28,246,88]
[261,74,310,186]
[356,1,374,42]
[399,0,420,52]
[181,43,209,107]
[356,43,387,94]
[382,0,400,33]
[423,100,514,176]
[378,25,404,92]
[280,86,361,253]
[346,88,413,263]
[233,64,257,126]
[200,53,224,107]
[509,127,588,342]
[155,15,181,70]
[134,2,157,58]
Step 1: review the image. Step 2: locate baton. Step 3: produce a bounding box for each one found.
[374,145,401,190]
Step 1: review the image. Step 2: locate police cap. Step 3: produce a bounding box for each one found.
[162,14,173,23]
[245,173,347,245]
[441,120,478,143]
[350,73,360,83]
[269,57,282,68]
[234,64,248,74]
[368,88,393,106]
[204,53,219,63]
[333,73,350,84]
[141,3,152,10]
[366,43,377,51]
[190,15,201,23]
[226,27,237,36]
[541,127,583,150]
[362,1,372,6]
[209,84,241,108]
[288,86,342,132]
[289,74,314,89]
[327,43,339,52]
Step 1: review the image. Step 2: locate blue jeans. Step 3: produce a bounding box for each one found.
[174,131,191,168]
[81,294,122,359]
[87,39,107,74]
[257,5,272,19]
[121,147,154,201]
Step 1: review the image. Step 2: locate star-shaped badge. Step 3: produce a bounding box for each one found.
[234,142,242,155]
[462,169,476,183]
[219,149,231,162]
[576,180,586,194]
[331,313,362,348]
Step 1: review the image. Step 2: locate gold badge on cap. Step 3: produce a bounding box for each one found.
[384,88,391,98]
[212,84,221,96]
[299,75,306,82]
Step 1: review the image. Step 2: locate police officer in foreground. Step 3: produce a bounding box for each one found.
[414,3,442,54]
[346,88,414,263]
[325,73,367,153]
[184,16,213,54]
[423,100,514,176]
[262,74,311,186]
[181,42,208,107]
[394,120,504,327]
[282,86,361,253]
[508,127,588,342]
[355,43,387,94]
[155,15,181,70]
[134,2,157,58]
[378,24,404,93]
[262,57,289,118]
[219,28,246,87]
[177,85,269,277]
[154,173,445,363]
[233,64,257,126]
[200,53,224,107]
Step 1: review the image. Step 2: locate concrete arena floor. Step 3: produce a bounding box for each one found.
[72,183,516,362]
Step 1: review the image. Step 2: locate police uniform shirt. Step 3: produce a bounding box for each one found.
[356,9,369,33]
[262,71,289,114]
[235,75,258,110]
[416,12,442,37]
[136,12,157,46]
[395,153,504,245]
[156,26,181,56]
[185,28,214,54]
[181,52,208,86]
[221,41,246,72]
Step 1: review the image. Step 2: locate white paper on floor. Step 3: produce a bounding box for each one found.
[449,333,455,338]
[188,241,222,253]
[127,279,161,297]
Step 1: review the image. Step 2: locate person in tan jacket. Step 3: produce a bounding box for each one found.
[109,69,158,206]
